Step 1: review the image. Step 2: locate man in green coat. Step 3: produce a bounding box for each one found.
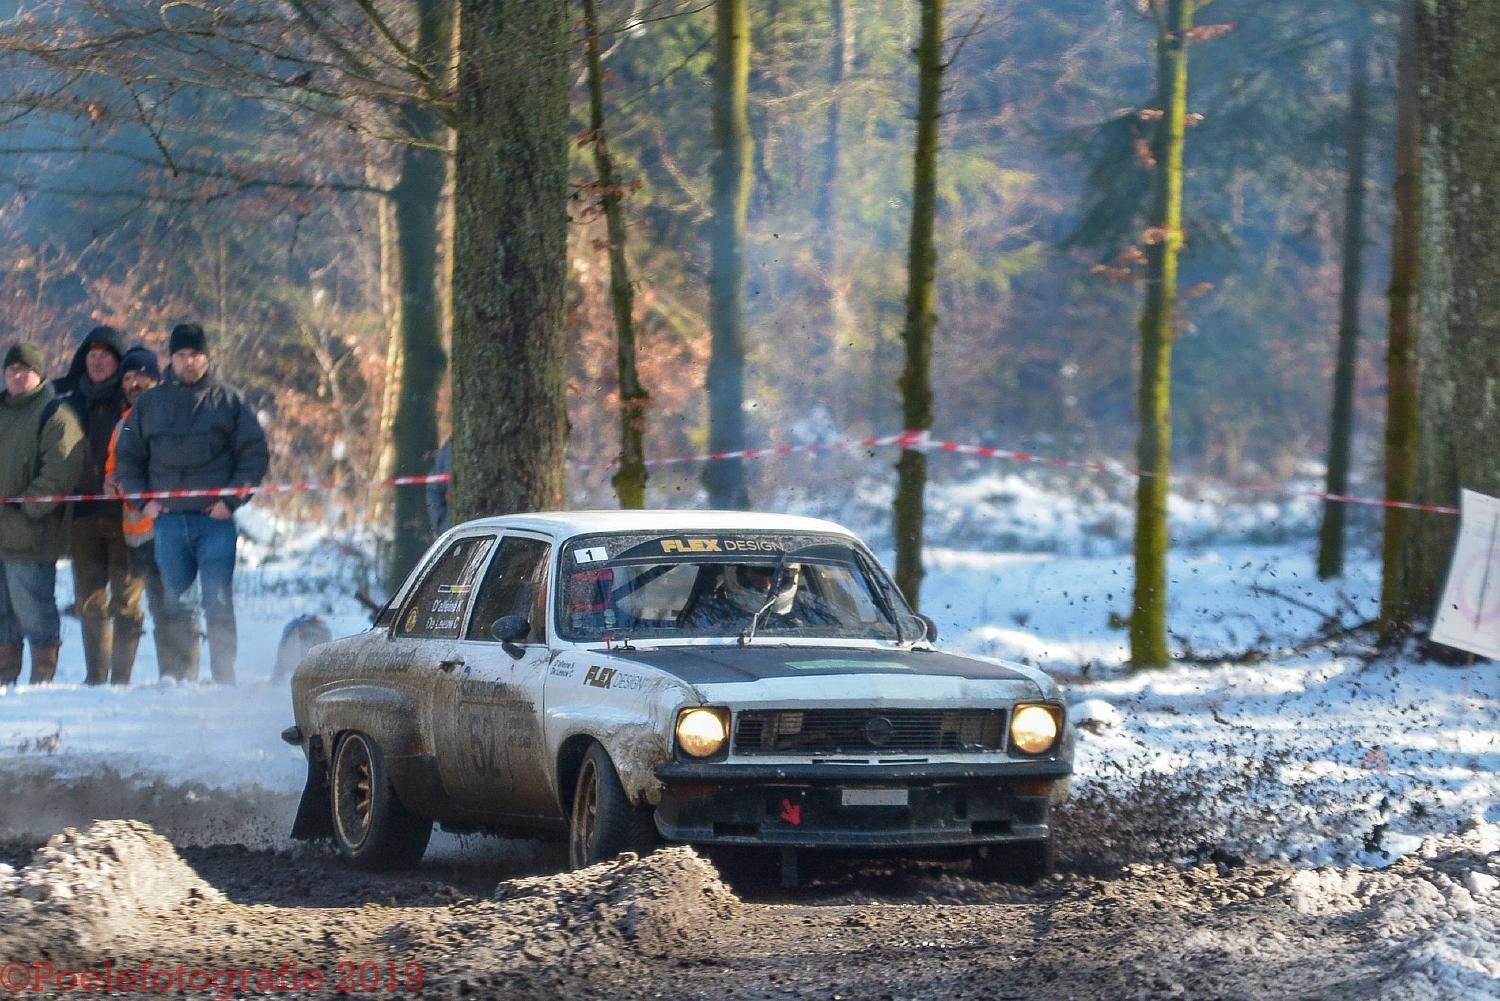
[0,342,84,684]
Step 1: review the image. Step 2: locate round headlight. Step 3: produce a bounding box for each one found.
[676,708,729,758]
[1010,704,1060,755]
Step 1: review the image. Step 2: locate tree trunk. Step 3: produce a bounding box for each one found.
[893,0,943,609]
[1317,13,1370,580]
[582,0,650,510]
[815,0,849,314]
[1379,0,1420,643]
[388,138,447,579]
[703,0,753,510]
[451,0,570,519]
[371,178,401,533]
[818,0,856,422]
[1129,0,1192,671]
[386,1,453,587]
[1396,2,1500,618]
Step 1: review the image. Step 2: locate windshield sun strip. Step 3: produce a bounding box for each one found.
[555,534,899,643]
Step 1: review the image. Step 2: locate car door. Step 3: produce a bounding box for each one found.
[431,533,556,821]
[384,533,497,813]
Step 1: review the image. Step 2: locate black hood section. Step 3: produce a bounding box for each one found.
[613,646,1040,688]
[56,324,129,393]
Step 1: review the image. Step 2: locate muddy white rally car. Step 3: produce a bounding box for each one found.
[284,511,1073,882]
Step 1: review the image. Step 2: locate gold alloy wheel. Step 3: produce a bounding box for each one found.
[333,733,375,850]
[571,757,600,867]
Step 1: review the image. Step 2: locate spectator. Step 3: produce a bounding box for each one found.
[104,347,189,682]
[0,341,84,685]
[56,324,143,685]
[427,436,453,535]
[115,324,268,685]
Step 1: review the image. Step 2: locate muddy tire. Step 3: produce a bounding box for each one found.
[972,836,1056,885]
[330,731,431,870]
[568,743,658,868]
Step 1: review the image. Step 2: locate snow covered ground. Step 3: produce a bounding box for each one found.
[0,471,1495,871]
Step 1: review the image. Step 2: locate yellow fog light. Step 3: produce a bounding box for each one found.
[676,708,730,758]
[1010,704,1061,755]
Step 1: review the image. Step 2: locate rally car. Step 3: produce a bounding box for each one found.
[283,511,1073,882]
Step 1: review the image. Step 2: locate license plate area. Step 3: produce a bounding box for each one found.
[840,787,909,807]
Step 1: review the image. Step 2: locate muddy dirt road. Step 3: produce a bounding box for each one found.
[3,819,1496,1001]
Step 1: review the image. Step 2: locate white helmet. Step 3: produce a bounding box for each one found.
[725,563,799,615]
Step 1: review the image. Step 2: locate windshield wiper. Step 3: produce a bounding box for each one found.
[739,549,797,646]
[738,584,781,646]
[850,548,915,645]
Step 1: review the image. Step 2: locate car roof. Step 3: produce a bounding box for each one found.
[450,509,859,542]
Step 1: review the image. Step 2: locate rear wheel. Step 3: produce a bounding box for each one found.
[568,743,658,868]
[972,836,1056,885]
[330,731,431,870]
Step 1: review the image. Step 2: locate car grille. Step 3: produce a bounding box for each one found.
[732,708,1007,755]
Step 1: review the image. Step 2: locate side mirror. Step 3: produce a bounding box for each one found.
[917,613,938,642]
[490,615,530,642]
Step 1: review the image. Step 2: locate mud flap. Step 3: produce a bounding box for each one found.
[290,754,334,841]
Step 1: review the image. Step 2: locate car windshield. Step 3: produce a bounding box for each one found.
[557,531,908,643]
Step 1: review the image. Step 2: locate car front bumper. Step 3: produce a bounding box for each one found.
[653,759,1071,848]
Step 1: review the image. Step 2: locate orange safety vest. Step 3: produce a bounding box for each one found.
[105,406,154,547]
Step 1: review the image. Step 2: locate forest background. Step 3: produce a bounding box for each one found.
[0,1,1394,601]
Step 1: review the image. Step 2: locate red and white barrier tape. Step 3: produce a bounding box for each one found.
[924,437,1460,515]
[0,430,1460,515]
[0,477,450,506]
[631,430,924,468]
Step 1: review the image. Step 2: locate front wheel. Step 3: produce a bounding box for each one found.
[569,743,659,868]
[972,836,1056,885]
[330,731,432,870]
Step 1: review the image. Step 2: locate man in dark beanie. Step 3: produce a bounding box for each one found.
[56,324,143,685]
[0,340,84,685]
[119,344,161,382]
[104,346,181,682]
[115,324,268,685]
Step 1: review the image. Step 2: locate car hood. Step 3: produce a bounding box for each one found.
[611,645,1049,692]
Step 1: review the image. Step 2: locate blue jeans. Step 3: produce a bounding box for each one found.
[154,513,238,684]
[0,560,60,648]
[129,541,192,682]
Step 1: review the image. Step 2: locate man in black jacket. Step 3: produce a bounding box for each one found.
[56,324,144,685]
[114,324,268,685]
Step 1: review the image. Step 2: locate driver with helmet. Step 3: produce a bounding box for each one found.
[679,562,836,630]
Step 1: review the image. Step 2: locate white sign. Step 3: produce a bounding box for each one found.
[1431,488,1500,658]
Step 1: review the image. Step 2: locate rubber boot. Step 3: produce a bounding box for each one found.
[81,613,111,686]
[0,643,21,685]
[182,629,202,683]
[158,617,201,683]
[109,617,144,685]
[207,630,236,686]
[29,643,60,685]
[151,626,173,683]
